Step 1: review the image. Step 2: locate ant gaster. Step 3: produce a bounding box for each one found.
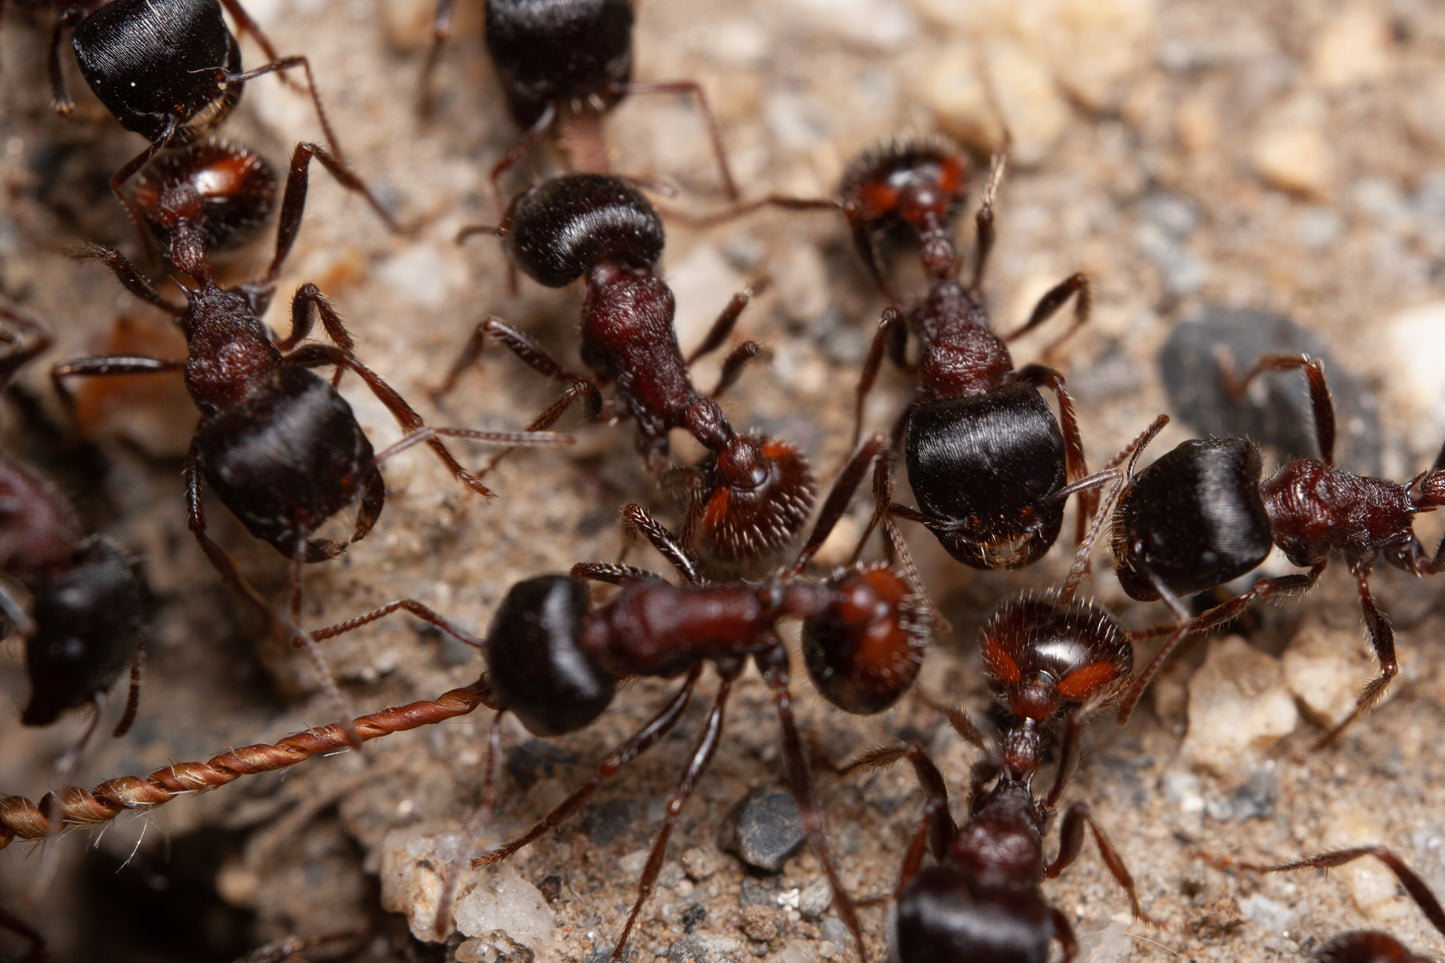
[851,143,1095,571]
[50,150,567,728]
[436,172,815,571]
[1110,354,1445,746]
[0,305,144,774]
[295,432,935,961]
[422,0,738,203]
[848,417,1168,963]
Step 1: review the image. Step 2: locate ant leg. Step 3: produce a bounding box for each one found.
[285,344,494,497]
[612,503,703,585]
[417,0,457,116]
[184,446,281,632]
[286,539,363,749]
[489,103,557,213]
[1048,802,1148,921]
[969,146,1008,291]
[707,341,767,400]
[0,676,496,844]
[851,307,908,448]
[603,677,733,963]
[278,283,355,353]
[570,561,663,586]
[684,279,769,367]
[0,906,45,963]
[351,469,385,544]
[108,122,182,249]
[1116,561,1328,726]
[72,245,187,315]
[1049,908,1079,963]
[50,355,185,411]
[307,598,483,649]
[0,303,53,386]
[1250,847,1445,936]
[430,316,597,407]
[1219,354,1335,465]
[1315,567,1398,749]
[1007,273,1091,360]
[472,669,702,870]
[1042,711,1087,811]
[214,0,285,66]
[757,647,865,959]
[48,5,88,114]
[616,79,740,201]
[225,57,344,163]
[788,433,888,576]
[111,637,145,738]
[252,143,401,306]
[840,740,955,890]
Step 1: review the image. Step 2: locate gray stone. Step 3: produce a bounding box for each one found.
[720,786,807,874]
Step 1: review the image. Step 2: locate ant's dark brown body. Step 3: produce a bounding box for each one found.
[845,142,1094,571]
[437,172,815,570]
[1111,355,1445,744]
[0,305,144,773]
[424,0,737,202]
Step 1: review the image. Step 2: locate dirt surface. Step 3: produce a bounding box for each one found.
[1,0,1444,961]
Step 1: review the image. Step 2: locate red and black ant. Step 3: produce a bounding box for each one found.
[1200,846,1445,963]
[434,172,815,572]
[421,0,738,203]
[844,417,1168,963]
[48,147,568,730]
[294,432,932,960]
[1109,354,1445,746]
[0,304,145,780]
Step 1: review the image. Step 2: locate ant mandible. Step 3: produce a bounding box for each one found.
[845,417,1169,963]
[1200,846,1445,963]
[434,172,815,572]
[421,0,738,204]
[1109,354,1445,746]
[294,432,934,960]
[0,304,145,779]
[847,141,1094,571]
[50,150,568,729]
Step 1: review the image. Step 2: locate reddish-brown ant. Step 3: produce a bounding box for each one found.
[421,0,738,204]
[0,304,145,777]
[434,172,815,571]
[1110,354,1445,746]
[1201,847,1445,963]
[48,151,567,730]
[844,417,1168,963]
[293,432,931,960]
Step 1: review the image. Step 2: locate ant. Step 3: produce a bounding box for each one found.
[421,0,738,204]
[850,143,1094,571]
[1200,847,1445,963]
[433,172,815,572]
[288,432,934,960]
[42,0,366,242]
[48,149,567,730]
[1109,354,1445,746]
[0,304,145,781]
[843,416,1168,962]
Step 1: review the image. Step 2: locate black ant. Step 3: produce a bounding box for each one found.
[421,0,738,204]
[844,417,1168,962]
[434,172,815,572]
[1200,847,1445,963]
[0,304,145,777]
[48,149,567,730]
[1110,354,1445,746]
[288,432,934,960]
[43,0,366,242]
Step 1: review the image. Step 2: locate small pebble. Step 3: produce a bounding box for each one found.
[1183,636,1298,778]
[720,787,807,874]
[1251,121,1335,199]
[1281,619,1372,729]
[1240,893,1295,934]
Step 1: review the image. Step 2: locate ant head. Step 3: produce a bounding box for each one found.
[800,564,930,714]
[22,540,144,727]
[905,383,1067,570]
[485,0,635,129]
[1316,931,1433,963]
[192,366,376,557]
[485,575,615,737]
[504,174,663,288]
[981,595,1132,728]
[839,134,968,284]
[132,141,277,256]
[689,434,815,569]
[1112,437,1272,602]
[72,0,242,143]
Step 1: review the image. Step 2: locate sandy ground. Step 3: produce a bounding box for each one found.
[1,0,1443,960]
